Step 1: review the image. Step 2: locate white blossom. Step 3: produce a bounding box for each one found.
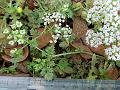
[3,28,10,34]
[10,24,16,29]
[42,12,65,26]
[8,40,15,45]
[16,21,22,28]
[105,46,120,61]
[17,39,24,44]
[85,0,120,61]
[7,35,12,39]
[20,29,26,35]
[10,48,17,55]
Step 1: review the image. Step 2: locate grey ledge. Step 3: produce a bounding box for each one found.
[0,76,120,90]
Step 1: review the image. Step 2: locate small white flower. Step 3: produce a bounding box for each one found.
[8,40,15,45]
[56,34,60,37]
[49,40,53,43]
[55,24,58,28]
[58,23,62,26]
[66,25,69,27]
[12,30,19,34]
[54,40,57,43]
[52,35,55,38]
[64,4,69,8]
[20,29,26,35]
[10,24,16,29]
[17,39,24,44]
[16,35,23,38]
[44,22,47,26]
[10,48,17,55]
[3,28,9,34]
[16,21,22,28]
[7,35,12,39]
[61,20,65,22]
[112,1,117,6]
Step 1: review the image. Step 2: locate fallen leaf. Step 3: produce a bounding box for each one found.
[118,10,120,15]
[107,66,119,80]
[2,45,29,62]
[72,17,88,40]
[71,39,92,60]
[37,28,52,48]
[26,0,36,10]
[81,36,105,56]
[71,54,82,63]
[17,61,28,73]
[79,45,93,60]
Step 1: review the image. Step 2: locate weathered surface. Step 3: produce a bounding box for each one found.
[0,76,120,90]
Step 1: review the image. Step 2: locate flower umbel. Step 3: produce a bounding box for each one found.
[85,0,120,61]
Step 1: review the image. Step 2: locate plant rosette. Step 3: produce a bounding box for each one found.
[2,45,29,63]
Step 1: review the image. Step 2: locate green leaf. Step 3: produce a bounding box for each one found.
[58,58,69,70]
[91,54,97,66]
[116,61,120,67]
[73,2,84,11]
[28,39,38,48]
[64,66,73,74]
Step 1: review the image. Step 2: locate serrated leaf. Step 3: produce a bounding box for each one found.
[58,59,69,70]
[28,39,38,48]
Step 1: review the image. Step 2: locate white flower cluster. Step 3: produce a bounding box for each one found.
[42,12,72,43]
[42,12,65,26]
[3,21,26,45]
[105,46,120,61]
[86,0,120,24]
[85,30,102,48]
[85,0,120,60]
[50,24,72,43]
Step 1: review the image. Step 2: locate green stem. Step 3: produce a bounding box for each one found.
[53,51,81,58]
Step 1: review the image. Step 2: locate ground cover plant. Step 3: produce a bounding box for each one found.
[0,0,120,80]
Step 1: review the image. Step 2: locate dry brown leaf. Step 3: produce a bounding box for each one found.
[118,10,120,15]
[71,39,83,48]
[71,39,92,60]
[37,28,52,48]
[17,61,28,73]
[26,0,36,10]
[2,45,29,62]
[71,54,82,63]
[72,0,84,3]
[89,45,105,56]
[107,66,119,80]
[81,36,105,56]
[72,17,88,40]
[79,45,93,60]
